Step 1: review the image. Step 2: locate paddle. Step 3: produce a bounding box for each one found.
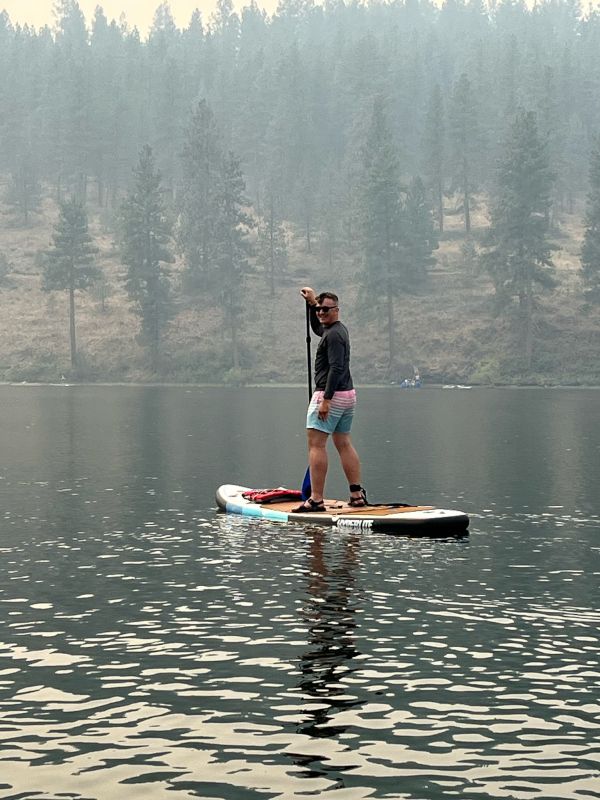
[301,301,312,499]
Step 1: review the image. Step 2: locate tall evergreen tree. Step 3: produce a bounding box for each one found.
[119,145,174,365]
[148,3,183,191]
[52,0,92,199]
[403,176,439,287]
[213,151,255,372]
[6,155,41,225]
[42,197,100,369]
[179,101,253,372]
[178,100,223,291]
[423,83,446,232]
[448,73,481,233]
[581,138,600,301]
[257,202,288,296]
[89,6,130,206]
[358,96,403,373]
[482,110,556,366]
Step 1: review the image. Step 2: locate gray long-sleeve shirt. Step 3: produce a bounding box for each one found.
[309,308,354,399]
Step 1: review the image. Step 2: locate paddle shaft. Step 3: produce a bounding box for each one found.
[305,301,313,400]
[302,301,313,498]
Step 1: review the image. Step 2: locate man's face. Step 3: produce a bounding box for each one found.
[315,299,339,325]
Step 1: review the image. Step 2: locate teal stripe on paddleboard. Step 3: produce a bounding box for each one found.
[227,502,289,522]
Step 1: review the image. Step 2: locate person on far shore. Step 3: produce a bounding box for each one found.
[293,287,366,513]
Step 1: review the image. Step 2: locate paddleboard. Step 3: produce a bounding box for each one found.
[216,484,469,536]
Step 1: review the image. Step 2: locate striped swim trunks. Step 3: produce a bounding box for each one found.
[306,389,357,435]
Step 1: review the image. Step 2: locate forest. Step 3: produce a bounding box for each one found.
[0,0,599,386]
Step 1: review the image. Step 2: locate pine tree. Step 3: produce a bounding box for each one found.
[257,202,288,296]
[403,176,438,288]
[213,151,255,372]
[178,100,223,291]
[119,145,174,365]
[148,3,183,191]
[52,0,93,200]
[42,197,100,369]
[581,139,600,302]
[448,73,482,234]
[5,156,41,225]
[423,83,445,232]
[358,96,404,373]
[178,101,254,373]
[482,110,556,367]
[89,5,131,207]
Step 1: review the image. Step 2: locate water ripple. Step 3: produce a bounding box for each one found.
[0,507,598,799]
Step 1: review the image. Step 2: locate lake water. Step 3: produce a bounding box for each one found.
[0,384,598,800]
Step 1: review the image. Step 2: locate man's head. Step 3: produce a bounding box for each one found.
[315,292,339,325]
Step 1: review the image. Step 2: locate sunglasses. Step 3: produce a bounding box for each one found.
[315,305,338,313]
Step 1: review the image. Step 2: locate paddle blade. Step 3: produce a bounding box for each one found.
[301,466,311,500]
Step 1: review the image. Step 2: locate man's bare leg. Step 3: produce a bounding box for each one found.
[307,428,329,502]
[332,432,363,500]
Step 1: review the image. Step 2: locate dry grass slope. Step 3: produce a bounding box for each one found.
[0,190,598,386]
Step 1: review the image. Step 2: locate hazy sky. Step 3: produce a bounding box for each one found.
[1,0,279,34]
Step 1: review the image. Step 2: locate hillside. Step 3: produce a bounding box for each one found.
[0,192,599,387]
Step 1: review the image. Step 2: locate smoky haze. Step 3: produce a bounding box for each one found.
[0,0,599,386]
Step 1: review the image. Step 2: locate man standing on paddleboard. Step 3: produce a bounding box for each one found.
[292,287,366,513]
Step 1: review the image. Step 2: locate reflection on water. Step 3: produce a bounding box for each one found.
[293,530,362,785]
[0,385,599,799]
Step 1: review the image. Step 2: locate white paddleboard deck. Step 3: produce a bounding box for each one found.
[216,485,469,535]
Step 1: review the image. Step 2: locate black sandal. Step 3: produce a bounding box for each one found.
[348,486,368,507]
[291,497,326,513]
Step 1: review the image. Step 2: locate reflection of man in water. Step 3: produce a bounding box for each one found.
[292,529,362,783]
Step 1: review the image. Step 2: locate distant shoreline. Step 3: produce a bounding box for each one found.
[2,382,599,390]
